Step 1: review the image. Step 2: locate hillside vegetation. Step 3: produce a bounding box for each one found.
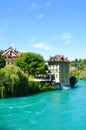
[70,59,86,79]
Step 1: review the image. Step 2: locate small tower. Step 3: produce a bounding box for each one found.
[47,55,70,85]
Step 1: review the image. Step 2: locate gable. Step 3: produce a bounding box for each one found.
[2,47,20,58]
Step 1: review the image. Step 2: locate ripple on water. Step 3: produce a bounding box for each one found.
[0,80,86,130]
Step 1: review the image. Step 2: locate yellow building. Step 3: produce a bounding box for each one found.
[2,47,20,65]
[47,55,70,85]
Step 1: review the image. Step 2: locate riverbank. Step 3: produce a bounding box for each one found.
[0,65,77,98]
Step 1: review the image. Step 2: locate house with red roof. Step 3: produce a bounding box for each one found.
[2,47,20,65]
[47,55,70,85]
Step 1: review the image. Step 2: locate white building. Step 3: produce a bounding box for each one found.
[47,55,70,85]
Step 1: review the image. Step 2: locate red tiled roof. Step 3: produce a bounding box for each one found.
[47,55,70,62]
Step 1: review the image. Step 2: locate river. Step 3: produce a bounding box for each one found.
[0,80,86,130]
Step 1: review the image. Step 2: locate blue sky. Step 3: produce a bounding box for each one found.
[0,0,86,60]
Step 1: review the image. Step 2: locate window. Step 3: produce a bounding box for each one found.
[56,74,58,78]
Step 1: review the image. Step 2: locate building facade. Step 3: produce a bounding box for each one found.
[2,47,20,65]
[47,55,70,85]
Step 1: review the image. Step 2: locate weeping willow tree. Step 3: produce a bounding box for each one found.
[0,66,54,98]
[0,66,29,98]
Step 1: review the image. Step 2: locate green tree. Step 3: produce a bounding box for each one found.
[70,58,86,79]
[15,52,47,75]
[0,51,6,69]
[0,66,29,98]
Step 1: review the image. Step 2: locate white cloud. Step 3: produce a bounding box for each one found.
[33,43,43,48]
[65,40,73,44]
[65,40,76,44]
[8,8,12,12]
[61,32,72,40]
[32,42,56,51]
[31,2,39,9]
[61,32,76,45]
[45,2,51,7]
[37,14,45,19]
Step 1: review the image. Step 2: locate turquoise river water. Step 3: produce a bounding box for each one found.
[0,80,86,130]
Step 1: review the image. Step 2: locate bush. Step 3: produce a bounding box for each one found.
[28,81,54,94]
[39,83,54,92]
[28,81,41,94]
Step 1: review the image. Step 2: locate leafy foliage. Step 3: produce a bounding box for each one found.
[15,52,47,75]
[28,81,54,94]
[0,66,54,98]
[0,66,29,98]
[39,83,54,92]
[70,58,86,79]
[0,51,6,69]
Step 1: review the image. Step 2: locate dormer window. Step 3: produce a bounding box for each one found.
[10,51,12,57]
